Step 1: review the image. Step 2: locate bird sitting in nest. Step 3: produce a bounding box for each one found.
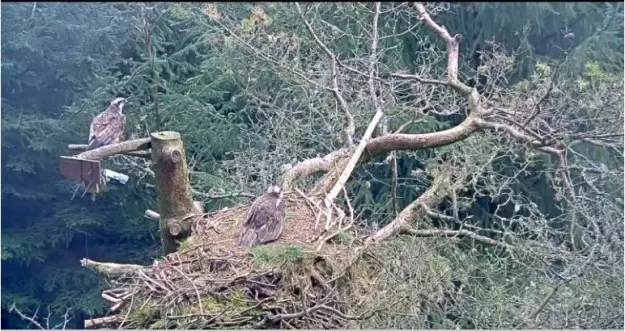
[237,185,286,247]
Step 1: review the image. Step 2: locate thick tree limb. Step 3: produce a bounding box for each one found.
[360,116,479,163]
[282,115,480,191]
[150,131,202,255]
[68,143,151,159]
[279,149,350,191]
[73,138,151,161]
[366,171,448,245]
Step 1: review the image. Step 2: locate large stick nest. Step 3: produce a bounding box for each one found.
[97,193,453,329]
[100,193,367,329]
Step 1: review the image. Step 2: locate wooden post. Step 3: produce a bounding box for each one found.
[150,131,201,255]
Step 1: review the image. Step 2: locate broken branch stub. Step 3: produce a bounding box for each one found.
[144,209,160,220]
[150,131,201,255]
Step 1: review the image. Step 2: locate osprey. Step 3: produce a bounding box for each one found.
[87,97,127,150]
[237,185,286,247]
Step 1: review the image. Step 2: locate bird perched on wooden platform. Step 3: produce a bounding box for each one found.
[237,185,286,247]
[87,97,127,150]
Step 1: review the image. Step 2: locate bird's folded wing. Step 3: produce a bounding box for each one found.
[241,204,258,227]
[90,113,123,146]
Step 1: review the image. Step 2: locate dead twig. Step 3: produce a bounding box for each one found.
[8,304,45,330]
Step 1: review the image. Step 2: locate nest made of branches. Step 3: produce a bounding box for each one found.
[100,193,369,329]
[98,193,454,329]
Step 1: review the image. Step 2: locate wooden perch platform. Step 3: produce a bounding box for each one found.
[63,131,201,255]
[60,138,151,194]
[59,157,102,193]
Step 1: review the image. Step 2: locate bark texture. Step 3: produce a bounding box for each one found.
[150,131,201,255]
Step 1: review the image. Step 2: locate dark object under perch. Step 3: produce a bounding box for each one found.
[60,138,151,193]
[60,131,201,255]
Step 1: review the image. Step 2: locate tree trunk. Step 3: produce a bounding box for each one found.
[150,131,201,255]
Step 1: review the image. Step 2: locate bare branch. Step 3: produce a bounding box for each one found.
[71,138,151,161]
[280,149,350,191]
[295,3,355,147]
[401,228,513,250]
[522,279,568,328]
[473,118,562,154]
[366,170,448,244]
[283,114,479,190]
[389,72,448,86]
[191,188,255,200]
[414,2,473,96]
[68,144,151,159]
[8,304,45,330]
[362,116,478,163]
[420,202,456,223]
[80,258,149,278]
[84,315,123,329]
[322,2,384,208]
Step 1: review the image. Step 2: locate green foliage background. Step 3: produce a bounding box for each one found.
[1,2,622,329]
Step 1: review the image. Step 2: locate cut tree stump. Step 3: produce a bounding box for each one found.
[150,131,202,255]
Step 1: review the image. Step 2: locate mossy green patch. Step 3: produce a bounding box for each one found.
[251,244,305,268]
[337,230,352,245]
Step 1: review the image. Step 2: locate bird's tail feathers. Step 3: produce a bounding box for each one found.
[237,229,258,247]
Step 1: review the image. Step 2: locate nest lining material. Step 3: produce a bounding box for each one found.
[190,193,333,250]
[108,193,369,329]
